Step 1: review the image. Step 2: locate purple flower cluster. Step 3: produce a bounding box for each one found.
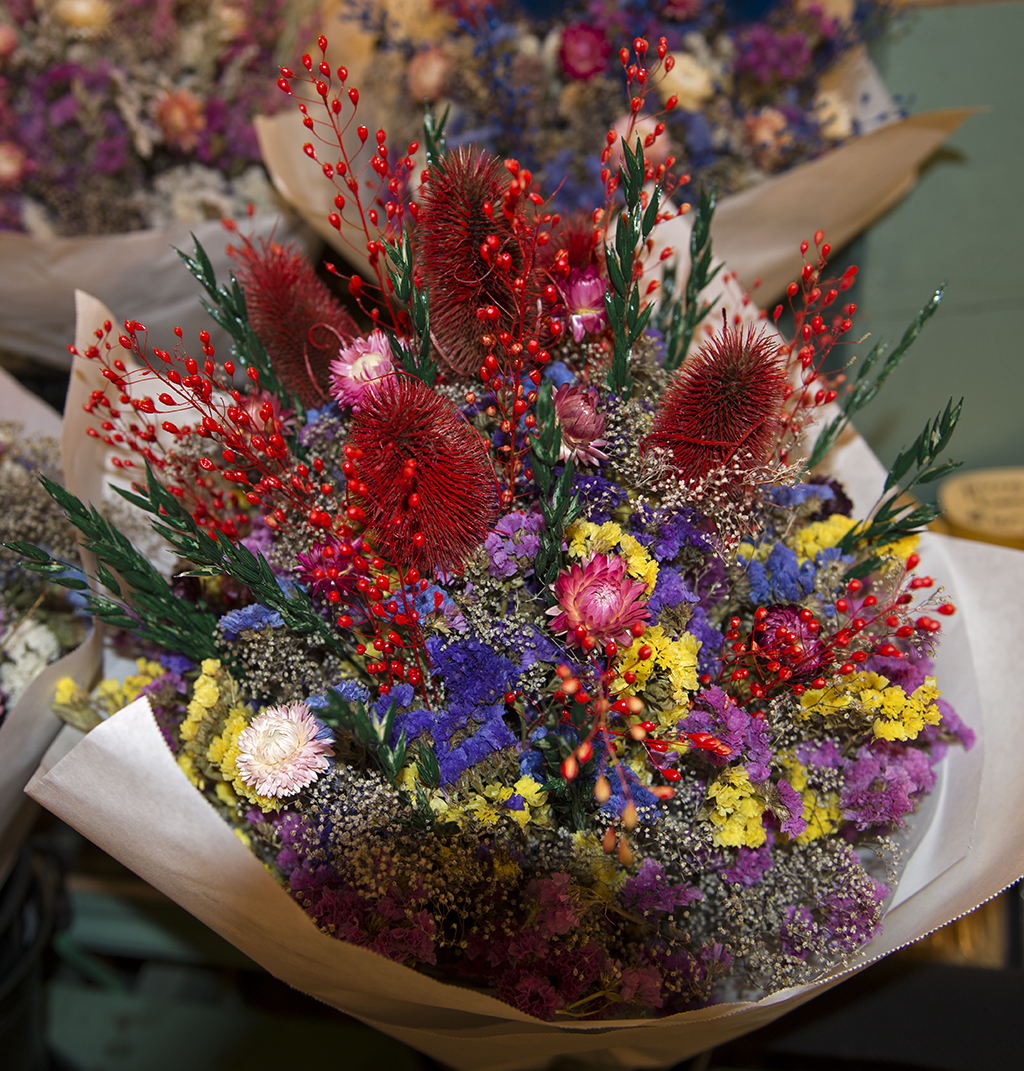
[485,510,545,577]
[736,26,813,85]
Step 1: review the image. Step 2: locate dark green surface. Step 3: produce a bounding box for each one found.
[851,2,1024,497]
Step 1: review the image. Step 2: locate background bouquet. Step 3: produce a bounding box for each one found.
[14,34,1024,1066]
[0,0,318,372]
[255,0,972,302]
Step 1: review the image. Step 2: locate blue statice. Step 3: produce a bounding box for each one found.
[218,603,284,643]
[307,679,371,711]
[744,542,816,605]
[543,361,575,388]
[389,637,521,785]
[687,605,723,679]
[573,472,628,525]
[767,483,835,509]
[647,567,699,616]
[597,765,661,827]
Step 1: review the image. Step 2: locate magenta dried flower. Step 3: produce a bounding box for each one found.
[547,553,649,648]
[329,329,395,407]
[564,266,608,343]
[554,383,609,466]
[559,24,611,80]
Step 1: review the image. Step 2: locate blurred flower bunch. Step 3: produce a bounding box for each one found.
[0,421,85,723]
[26,34,968,1021]
[342,0,894,212]
[0,0,317,235]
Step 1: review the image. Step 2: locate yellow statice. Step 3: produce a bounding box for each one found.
[566,520,658,593]
[53,658,166,732]
[615,625,700,726]
[877,533,920,563]
[782,758,841,845]
[459,776,551,830]
[800,671,942,742]
[706,768,766,848]
[787,514,859,564]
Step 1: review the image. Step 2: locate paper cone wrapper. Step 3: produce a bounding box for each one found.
[0,367,103,878]
[255,45,972,307]
[24,420,1024,1067]
[0,213,310,373]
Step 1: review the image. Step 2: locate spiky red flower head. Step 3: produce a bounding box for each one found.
[231,235,358,407]
[346,375,497,571]
[416,147,516,377]
[645,324,786,482]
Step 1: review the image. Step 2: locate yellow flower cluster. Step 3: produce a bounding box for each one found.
[567,520,658,593]
[53,658,165,731]
[787,514,859,563]
[800,671,942,742]
[441,775,550,831]
[782,758,841,845]
[706,768,766,848]
[176,660,276,810]
[615,625,700,726]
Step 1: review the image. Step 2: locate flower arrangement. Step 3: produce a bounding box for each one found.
[0,0,317,235]
[336,0,898,213]
[0,420,86,726]
[14,35,973,1024]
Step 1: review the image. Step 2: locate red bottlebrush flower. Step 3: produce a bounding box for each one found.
[645,325,786,482]
[416,147,516,377]
[347,375,497,571]
[231,236,359,407]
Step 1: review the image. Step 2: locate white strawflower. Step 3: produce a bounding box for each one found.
[235,702,333,798]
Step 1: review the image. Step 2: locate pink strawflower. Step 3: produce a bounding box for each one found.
[236,701,333,798]
[554,382,608,466]
[155,89,206,153]
[564,266,608,343]
[559,24,611,81]
[548,554,649,648]
[329,329,395,407]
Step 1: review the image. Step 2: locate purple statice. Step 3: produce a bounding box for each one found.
[137,672,188,754]
[841,740,937,831]
[218,603,284,643]
[484,511,545,577]
[736,25,813,85]
[543,360,575,388]
[573,471,628,524]
[651,507,713,560]
[496,970,563,1019]
[745,542,817,605]
[774,777,807,838]
[818,864,888,954]
[241,513,275,562]
[647,566,699,615]
[681,687,771,775]
[719,843,774,886]
[158,651,194,675]
[619,965,664,1009]
[779,904,817,961]
[795,737,844,768]
[621,858,702,916]
[526,873,579,936]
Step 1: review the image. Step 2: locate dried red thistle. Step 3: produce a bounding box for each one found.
[645,325,786,482]
[231,236,358,407]
[416,147,516,377]
[347,375,497,571]
[539,211,599,274]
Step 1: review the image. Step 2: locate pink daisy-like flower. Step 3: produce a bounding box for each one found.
[548,554,649,648]
[329,329,395,407]
[554,383,608,466]
[564,266,608,344]
[235,702,333,798]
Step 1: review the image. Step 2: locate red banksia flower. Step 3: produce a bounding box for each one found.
[417,147,516,377]
[347,376,497,571]
[646,325,786,482]
[231,236,359,407]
